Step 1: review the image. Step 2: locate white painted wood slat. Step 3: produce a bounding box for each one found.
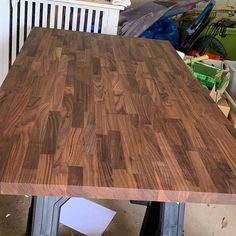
[86,9,93,32]
[35,1,40,27]
[72,7,78,31]
[19,0,25,51]
[50,3,55,28]
[0,0,10,84]
[42,2,48,27]
[52,0,124,10]
[101,10,108,35]
[79,8,85,32]
[57,5,63,29]
[102,9,119,35]
[11,1,18,64]
[94,10,100,33]
[27,1,33,36]
[64,6,70,30]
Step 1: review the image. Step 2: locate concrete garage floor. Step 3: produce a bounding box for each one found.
[0,195,236,236]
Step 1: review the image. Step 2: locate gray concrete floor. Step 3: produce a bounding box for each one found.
[0,195,235,235]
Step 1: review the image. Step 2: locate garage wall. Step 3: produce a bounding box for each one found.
[215,0,236,9]
[130,0,151,7]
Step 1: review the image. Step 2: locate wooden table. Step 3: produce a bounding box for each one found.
[0,28,236,236]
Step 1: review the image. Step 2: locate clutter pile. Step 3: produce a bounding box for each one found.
[184,55,236,128]
[118,0,236,129]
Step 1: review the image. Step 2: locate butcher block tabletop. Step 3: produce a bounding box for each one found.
[0,28,236,204]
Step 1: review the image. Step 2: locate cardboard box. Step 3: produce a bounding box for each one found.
[217,98,230,118]
[229,111,236,129]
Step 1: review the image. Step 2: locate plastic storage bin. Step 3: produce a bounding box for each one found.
[216,27,236,61]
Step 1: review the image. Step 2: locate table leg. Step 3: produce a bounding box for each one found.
[27,196,69,236]
[140,202,185,236]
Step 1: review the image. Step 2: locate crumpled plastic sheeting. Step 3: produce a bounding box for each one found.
[119,0,206,37]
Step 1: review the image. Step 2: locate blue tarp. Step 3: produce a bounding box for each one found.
[140,18,179,49]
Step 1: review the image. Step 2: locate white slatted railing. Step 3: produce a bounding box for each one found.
[0,0,124,85]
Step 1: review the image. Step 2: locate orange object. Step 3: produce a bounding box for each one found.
[184,55,209,64]
[187,50,223,60]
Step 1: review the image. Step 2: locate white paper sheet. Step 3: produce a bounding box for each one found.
[60,198,116,236]
[176,50,185,59]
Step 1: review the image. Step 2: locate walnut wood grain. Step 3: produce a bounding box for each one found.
[0,28,236,204]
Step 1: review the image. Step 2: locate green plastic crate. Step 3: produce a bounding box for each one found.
[216,27,236,61]
[190,61,229,90]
